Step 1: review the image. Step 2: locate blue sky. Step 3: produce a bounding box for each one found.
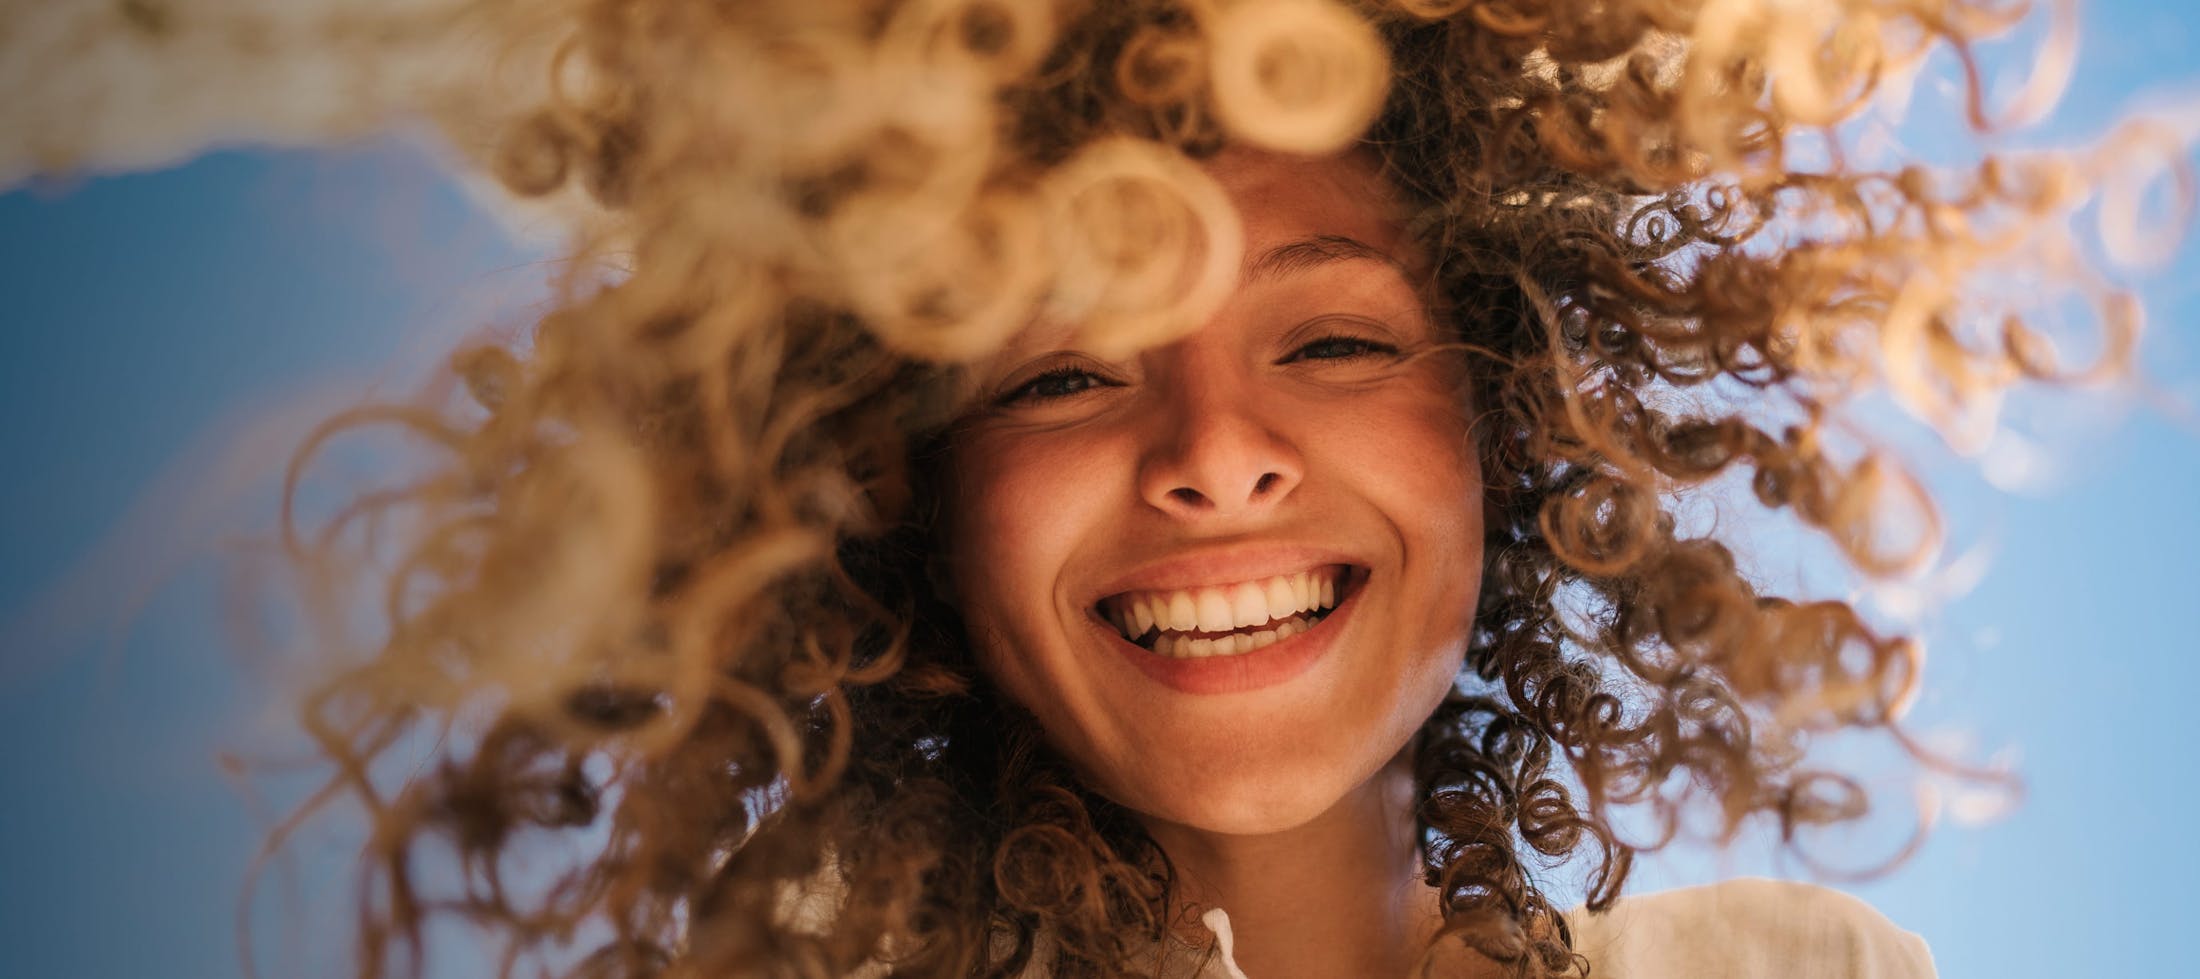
[3,5,2197,977]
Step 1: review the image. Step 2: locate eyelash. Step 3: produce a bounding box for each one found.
[1284,334,1398,363]
[997,333,1400,405]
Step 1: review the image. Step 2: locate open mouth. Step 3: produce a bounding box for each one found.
[1095,564,1364,659]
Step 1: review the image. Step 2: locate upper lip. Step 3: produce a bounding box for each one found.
[1088,543,1368,603]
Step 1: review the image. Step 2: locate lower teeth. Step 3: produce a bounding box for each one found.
[1139,611,1328,659]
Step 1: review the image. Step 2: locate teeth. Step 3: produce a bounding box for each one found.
[1101,566,1351,649]
[1229,581,1268,629]
[1129,612,1319,659]
[1167,592,1198,632]
[1264,577,1296,620]
[1196,590,1235,633]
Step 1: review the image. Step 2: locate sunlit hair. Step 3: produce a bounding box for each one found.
[273,0,2169,976]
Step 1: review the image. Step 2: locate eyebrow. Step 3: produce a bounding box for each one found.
[1245,234,1409,283]
[980,234,1414,383]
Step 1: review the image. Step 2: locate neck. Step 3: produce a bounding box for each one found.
[1140,754,1494,979]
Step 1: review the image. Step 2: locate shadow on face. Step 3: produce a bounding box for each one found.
[941,147,1486,837]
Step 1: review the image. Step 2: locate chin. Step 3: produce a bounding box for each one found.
[1103,742,1380,837]
[1171,794,1341,837]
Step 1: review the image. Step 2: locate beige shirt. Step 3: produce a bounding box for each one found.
[1191,878,1936,979]
[1564,878,1936,979]
[802,875,1936,978]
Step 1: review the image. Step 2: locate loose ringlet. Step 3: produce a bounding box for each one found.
[1204,0,1392,155]
[1043,137,1247,359]
[241,0,2181,976]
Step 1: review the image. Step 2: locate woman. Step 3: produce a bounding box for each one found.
[283,0,2105,976]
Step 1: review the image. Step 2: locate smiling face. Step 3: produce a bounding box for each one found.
[943,148,1484,835]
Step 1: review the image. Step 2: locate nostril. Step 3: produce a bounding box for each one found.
[1253,472,1280,495]
[1169,487,1206,507]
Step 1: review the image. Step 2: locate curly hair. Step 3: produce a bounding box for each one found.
[271,0,2157,976]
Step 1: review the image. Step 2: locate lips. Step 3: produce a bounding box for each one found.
[1095,563,1355,657]
[1088,565,1369,695]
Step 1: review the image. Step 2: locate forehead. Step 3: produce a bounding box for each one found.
[982,148,1421,364]
[1201,147,1416,262]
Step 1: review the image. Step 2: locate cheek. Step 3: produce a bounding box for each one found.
[1330,387,1484,638]
[1328,384,1480,528]
[944,429,1122,651]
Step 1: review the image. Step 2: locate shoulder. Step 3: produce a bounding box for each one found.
[1566,878,1936,979]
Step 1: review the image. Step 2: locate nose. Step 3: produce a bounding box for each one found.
[1136,354,1303,521]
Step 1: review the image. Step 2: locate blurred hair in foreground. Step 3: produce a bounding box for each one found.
[229,0,2187,976]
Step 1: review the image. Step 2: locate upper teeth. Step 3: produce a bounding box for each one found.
[1103,566,1343,640]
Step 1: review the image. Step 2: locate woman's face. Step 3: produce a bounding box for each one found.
[945,148,1483,835]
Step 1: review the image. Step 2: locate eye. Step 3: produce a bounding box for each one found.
[999,365,1114,405]
[1284,333,1400,363]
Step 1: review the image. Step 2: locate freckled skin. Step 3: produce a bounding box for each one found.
[947,148,1484,836]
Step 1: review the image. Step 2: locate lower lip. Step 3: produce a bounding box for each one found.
[1093,570,1366,695]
